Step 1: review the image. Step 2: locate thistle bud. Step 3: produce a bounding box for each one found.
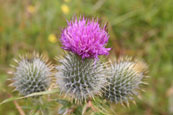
[55,53,107,103]
[103,58,148,105]
[11,53,53,96]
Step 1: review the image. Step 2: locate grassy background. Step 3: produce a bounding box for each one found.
[0,0,172,114]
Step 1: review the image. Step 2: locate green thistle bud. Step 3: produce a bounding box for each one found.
[55,53,107,103]
[102,58,148,105]
[11,53,53,96]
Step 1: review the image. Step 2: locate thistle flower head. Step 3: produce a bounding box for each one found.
[60,17,111,59]
[11,53,53,96]
[55,53,107,103]
[103,58,148,105]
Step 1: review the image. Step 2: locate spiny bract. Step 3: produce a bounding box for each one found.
[55,53,107,103]
[103,58,147,105]
[11,53,53,96]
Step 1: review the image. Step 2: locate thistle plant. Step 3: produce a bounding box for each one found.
[60,17,111,59]
[56,53,107,103]
[56,17,111,103]
[11,53,53,96]
[2,16,149,115]
[102,58,148,105]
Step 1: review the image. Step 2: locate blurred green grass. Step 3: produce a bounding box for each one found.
[0,0,172,114]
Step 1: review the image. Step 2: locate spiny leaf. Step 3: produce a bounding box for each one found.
[0,89,59,105]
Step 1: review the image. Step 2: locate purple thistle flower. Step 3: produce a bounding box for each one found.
[60,17,111,59]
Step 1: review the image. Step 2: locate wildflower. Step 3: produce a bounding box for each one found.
[61,4,69,15]
[27,5,36,14]
[60,17,111,59]
[48,34,57,43]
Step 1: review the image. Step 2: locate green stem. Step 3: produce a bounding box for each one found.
[31,97,49,115]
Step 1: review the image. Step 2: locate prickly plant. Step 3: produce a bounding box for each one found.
[11,53,53,96]
[55,53,107,103]
[102,58,148,105]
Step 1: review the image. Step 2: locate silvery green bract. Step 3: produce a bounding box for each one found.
[11,53,53,96]
[55,53,107,103]
[103,58,147,105]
